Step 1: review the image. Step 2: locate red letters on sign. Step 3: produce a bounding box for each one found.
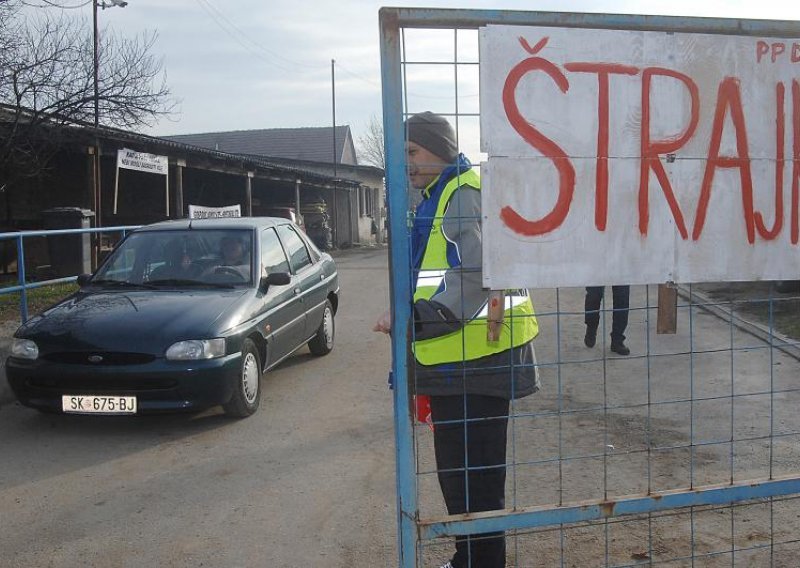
[564,62,638,231]
[754,83,785,240]
[756,41,800,63]
[793,80,800,244]
[501,38,575,237]
[639,68,697,239]
[500,36,798,246]
[693,77,757,243]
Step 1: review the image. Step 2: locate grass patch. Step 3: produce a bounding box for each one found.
[0,282,79,323]
[698,282,800,342]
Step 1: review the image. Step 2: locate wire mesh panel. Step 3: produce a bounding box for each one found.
[380,8,800,568]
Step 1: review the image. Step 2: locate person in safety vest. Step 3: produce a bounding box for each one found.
[373,111,540,568]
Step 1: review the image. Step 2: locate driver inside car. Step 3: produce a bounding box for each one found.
[201,234,251,282]
[220,235,247,266]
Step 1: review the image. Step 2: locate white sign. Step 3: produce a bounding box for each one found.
[188,204,242,219]
[116,148,168,175]
[113,148,170,215]
[480,25,800,288]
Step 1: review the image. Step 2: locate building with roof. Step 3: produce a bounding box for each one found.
[166,125,357,165]
[164,126,385,247]
[0,104,385,278]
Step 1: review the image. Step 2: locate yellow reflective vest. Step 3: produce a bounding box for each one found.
[412,169,538,366]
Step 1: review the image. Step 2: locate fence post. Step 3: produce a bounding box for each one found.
[16,235,28,323]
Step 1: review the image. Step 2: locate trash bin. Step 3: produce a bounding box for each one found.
[41,207,95,277]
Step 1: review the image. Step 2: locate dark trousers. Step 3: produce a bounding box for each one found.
[585,285,630,342]
[430,394,510,568]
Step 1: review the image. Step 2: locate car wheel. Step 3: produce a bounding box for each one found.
[223,338,261,418]
[308,299,335,356]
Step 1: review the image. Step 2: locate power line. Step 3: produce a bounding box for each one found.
[20,0,92,8]
[335,61,381,89]
[193,0,325,74]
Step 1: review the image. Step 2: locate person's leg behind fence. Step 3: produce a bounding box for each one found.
[610,284,631,355]
[431,394,510,568]
[584,286,604,348]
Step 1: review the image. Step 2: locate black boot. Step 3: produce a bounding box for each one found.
[584,325,597,348]
[610,339,630,356]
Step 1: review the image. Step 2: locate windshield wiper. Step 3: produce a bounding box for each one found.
[148,278,207,287]
[89,279,157,289]
[148,278,237,289]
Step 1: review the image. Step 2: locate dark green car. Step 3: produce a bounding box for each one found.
[6,217,338,418]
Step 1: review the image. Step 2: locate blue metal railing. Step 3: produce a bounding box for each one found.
[0,225,140,323]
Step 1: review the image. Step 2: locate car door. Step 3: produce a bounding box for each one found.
[258,227,305,364]
[275,223,325,340]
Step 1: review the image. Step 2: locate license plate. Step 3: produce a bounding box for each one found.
[62,395,137,414]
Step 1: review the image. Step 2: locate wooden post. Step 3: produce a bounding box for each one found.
[175,159,185,218]
[246,171,254,217]
[295,179,301,221]
[657,283,678,334]
[86,146,98,269]
[487,290,505,341]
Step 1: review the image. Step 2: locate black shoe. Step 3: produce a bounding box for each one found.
[610,341,630,356]
[584,327,597,348]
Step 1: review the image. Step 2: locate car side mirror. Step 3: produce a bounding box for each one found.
[76,273,92,287]
[259,271,291,292]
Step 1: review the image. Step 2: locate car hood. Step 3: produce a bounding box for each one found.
[16,289,250,354]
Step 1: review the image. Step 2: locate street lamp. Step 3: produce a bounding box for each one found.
[91,0,127,253]
[93,0,128,128]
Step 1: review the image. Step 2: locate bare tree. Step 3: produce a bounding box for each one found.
[0,1,176,187]
[356,114,385,169]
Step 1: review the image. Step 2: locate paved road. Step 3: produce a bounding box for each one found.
[0,246,397,567]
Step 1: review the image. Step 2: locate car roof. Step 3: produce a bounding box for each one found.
[135,216,293,233]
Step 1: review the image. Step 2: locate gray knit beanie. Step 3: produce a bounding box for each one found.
[405,111,459,162]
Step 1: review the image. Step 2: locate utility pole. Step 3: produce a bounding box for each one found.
[331,59,337,178]
[93,1,100,130]
[91,0,127,262]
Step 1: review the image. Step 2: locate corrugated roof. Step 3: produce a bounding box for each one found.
[0,103,361,188]
[165,125,357,165]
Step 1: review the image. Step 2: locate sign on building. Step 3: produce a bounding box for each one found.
[116,148,169,175]
[188,204,241,219]
[480,26,799,288]
[114,148,170,215]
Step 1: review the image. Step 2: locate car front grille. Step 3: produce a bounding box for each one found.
[42,352,156,366]
[26,376,178,392]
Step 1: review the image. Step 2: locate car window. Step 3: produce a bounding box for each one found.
[96,236,140,281]
[261,228,290,274]
[300,231,322,262]
[276,224,312,273]
[94,229,253,287]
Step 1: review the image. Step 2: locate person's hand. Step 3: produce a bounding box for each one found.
[373,310,391,334]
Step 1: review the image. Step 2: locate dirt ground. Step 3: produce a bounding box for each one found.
[414,283,800,567]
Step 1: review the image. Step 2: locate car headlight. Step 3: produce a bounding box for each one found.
[11,338,39,360]
[166,339,226,361]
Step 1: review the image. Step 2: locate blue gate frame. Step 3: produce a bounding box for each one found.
[379,8,800,567]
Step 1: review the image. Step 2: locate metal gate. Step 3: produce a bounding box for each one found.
[380,8,800,567]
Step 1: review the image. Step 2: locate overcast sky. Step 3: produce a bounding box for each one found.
[21,0,800,154]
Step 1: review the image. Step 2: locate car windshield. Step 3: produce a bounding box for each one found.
[93,229,254,288]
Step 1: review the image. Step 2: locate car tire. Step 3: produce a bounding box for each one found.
[223,338,261,418]
[308,299,335,356]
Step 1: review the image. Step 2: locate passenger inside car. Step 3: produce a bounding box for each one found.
[150,239,198,281]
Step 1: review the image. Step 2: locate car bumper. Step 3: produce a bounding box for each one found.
[5,353,242,414]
